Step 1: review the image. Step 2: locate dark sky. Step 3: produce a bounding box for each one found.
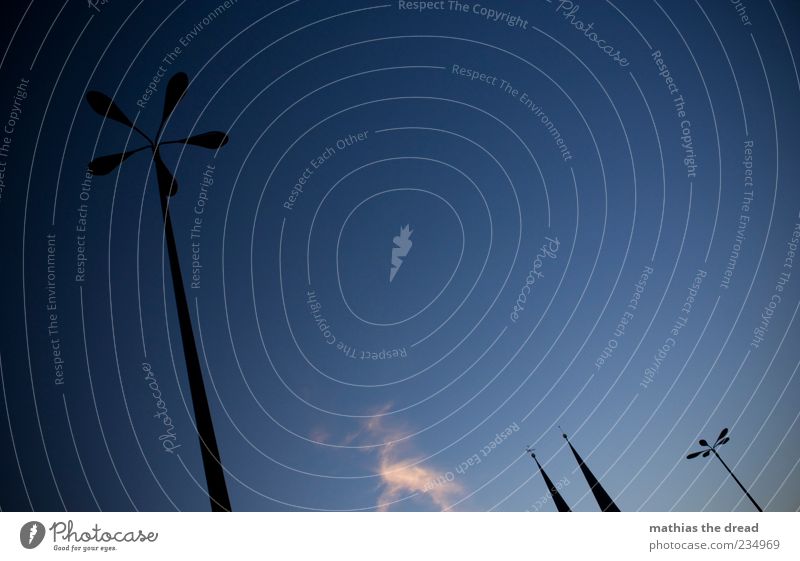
[0,0,799,512]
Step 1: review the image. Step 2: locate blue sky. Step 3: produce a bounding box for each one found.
[0,0,799,512]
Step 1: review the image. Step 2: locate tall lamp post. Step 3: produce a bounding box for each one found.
[86,73,232,512]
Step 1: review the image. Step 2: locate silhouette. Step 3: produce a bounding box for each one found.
[562,430,620,512]
[526,447,572,512]
[86,73,231,512]
[686,427,763,512]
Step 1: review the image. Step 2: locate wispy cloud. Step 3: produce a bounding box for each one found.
[308,427,331,444]
[309,404,462,511]
[375,448,461,511]
[365,405,462,511]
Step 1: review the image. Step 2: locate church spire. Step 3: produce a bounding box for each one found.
[562,431,620,512]
[527,447,572,512]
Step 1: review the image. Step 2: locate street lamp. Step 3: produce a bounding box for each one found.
[686,427,763,512]
[86,73,232,511]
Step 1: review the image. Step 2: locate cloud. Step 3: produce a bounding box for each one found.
[363,405,462,512]
[308,427,330,444]
[309,404,463,511]
[375,448,461,511]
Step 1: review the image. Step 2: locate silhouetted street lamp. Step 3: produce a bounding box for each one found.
[86,73,231,512]
[686,427,763,512]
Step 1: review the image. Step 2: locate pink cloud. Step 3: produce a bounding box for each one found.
[310,404,462,510]
[364,406,462,511]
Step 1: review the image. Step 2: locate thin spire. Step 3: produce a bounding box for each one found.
[527,448,572,512]
[562,430,620,512]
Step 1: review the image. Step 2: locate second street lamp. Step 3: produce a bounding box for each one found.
[686,427,763,512]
